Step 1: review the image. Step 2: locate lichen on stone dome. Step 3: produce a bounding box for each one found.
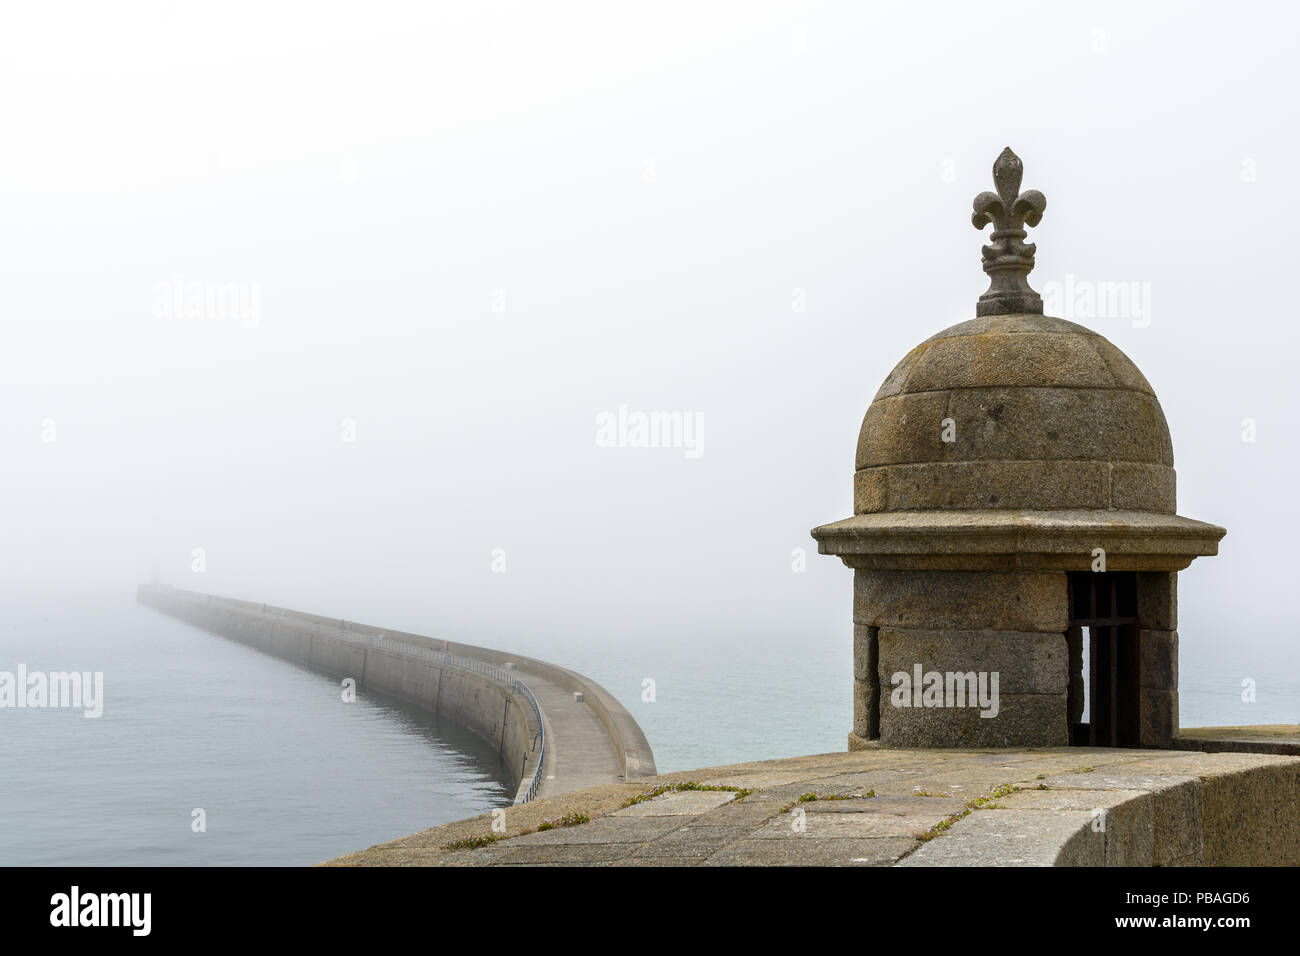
[854,312,1176,516]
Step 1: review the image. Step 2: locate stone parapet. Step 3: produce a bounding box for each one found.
[324,746,1300,867]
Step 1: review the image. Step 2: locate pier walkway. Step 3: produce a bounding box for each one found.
[138,585,655,806]
[515,667,626,800]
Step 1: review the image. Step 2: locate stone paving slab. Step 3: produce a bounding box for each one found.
[439,846,510,867]
[629,825,757,860]
[760,797,966,840]
[994,788,1150,812]
[801,797,885,813]
[698,800,791,826]
[755,812,909,840]
[494,843,636,865]
[704,837,917,867]
[899,809,1102,866]
[504,817,682,846]
[611,791,737,817]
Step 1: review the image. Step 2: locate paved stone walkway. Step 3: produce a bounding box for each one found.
[326,740,1300,866]
[514,668,625,799]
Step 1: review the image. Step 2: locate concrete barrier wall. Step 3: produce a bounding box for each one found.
[145,587,657,781]
[138,585,537,799]
[340,625,656,780]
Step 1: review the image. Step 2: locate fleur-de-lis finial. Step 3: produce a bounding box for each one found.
[972,147,1047,316]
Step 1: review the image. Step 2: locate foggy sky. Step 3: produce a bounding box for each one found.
[2,1,1297,665]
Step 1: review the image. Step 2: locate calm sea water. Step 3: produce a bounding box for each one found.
[485,627,1300,776]
[2,595,1293,866]
[0,597,508,866]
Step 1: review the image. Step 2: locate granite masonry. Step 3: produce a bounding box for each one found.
[811,148,1225,751]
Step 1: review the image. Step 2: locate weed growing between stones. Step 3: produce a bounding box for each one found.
[445,833,502,851]
[916,782,1023,842]
[618,781,753,809]
[537,811,590,831]
[968,782,1021,810]
[444,810,591,849]
[781,789,875,812]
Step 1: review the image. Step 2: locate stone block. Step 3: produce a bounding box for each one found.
[941,386,1168,465]
[920,313,1096,341]
[1137,572,1177,629]
[904,331,1116,392]
[877,627,1068,695]
[853,467,888,514]
[1111,462,1176,513]
[1139,688,1178,748]
[854,569,1068,632]
[852,678,879,739]
[847,731,873,751]
[1201,762,1300,865]
[871,341,931,401]
[856,391,952,468]
[882,459,1109,510]
[1088,335,1157,396]
[879,692,1068,748]
[1139,629,1178,691]
[852,625,878,682]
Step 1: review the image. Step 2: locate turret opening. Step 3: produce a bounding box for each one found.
[1067,572,1140,746]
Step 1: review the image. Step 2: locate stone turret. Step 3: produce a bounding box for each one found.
[812,149,1225,750]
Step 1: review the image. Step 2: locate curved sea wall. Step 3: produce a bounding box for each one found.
[137,584,600,803]
[260,598,657,787]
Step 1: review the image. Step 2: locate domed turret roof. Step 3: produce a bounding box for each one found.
[812,148,1224,573]
[855,313,1175,515]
